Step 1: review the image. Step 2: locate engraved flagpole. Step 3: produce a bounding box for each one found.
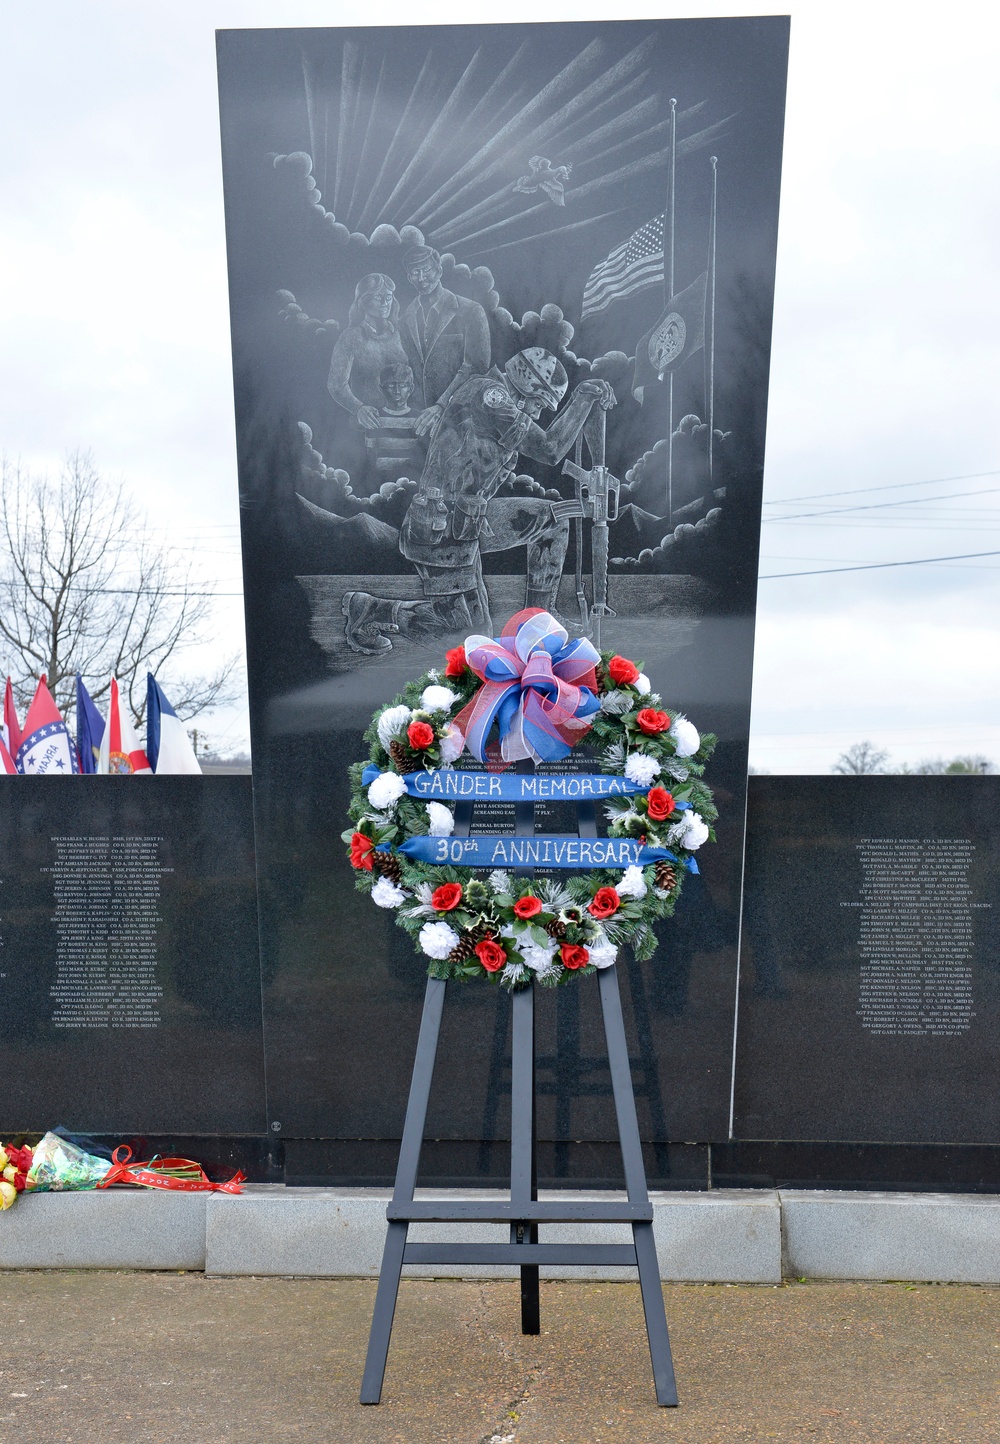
[706,156,718,485]
[665,97,677,521]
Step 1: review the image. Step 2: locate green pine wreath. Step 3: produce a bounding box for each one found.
[344,639,717,989]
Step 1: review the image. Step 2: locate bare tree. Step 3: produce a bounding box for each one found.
[905,755,995,775]
[832,740,889,775]
[0,451,238,724]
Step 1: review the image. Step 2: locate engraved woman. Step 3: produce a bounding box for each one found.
[327,273,412,428]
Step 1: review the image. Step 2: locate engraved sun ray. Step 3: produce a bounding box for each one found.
[412,38,609,229]
[345,53,389,224]
[332,40,363,216]
[354,51,443,232]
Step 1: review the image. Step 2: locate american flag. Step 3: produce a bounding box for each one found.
[581,214,664,319]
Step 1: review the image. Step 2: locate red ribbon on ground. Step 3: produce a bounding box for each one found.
[97,1147,245,1193]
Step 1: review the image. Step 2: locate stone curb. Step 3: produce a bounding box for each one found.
[1,1187,999,1284]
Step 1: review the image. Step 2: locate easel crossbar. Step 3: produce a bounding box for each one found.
[403,1242,638,1266]
[388,1200,653,1223]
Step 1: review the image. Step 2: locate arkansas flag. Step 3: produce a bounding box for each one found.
[16,677,80,775]
[97,678,152,774]
[3,678,21,759]
[146,674,200,774]
[632,271,707,403]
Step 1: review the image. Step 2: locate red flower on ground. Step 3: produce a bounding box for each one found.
[608,655,639,686]
[513,895,543,919]
[560,943,590,970]
[646,787,675,822]
[636,708,671,735]
[476,937,507,972]
[444,646,468,678]
[407,720,435,749]
[350,832,375,871]
[431,882,463,912]
[588,886,621,920]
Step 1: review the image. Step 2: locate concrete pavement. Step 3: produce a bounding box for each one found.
[0,1272,997,1442]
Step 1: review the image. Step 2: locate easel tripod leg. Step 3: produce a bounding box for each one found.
[633,1221,678,1407]
[360,1221,408,1404]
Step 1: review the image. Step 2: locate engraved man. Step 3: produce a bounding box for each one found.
[342,347,615,654]
[401,245,491,437]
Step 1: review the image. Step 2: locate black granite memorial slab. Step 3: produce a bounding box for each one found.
[217,19,788,1178]
[734,776,1000,1146]
[0,778,266,1135]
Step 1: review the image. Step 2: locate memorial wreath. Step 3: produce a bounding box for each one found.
[345,608,717,989]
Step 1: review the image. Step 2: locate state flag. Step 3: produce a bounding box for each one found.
[16,677,80,775]
[146,674,201,774]
[632,272,708,403]
[3,678,21,759]
[75,675,106,775]
[0,735,15,775]
[97,678,152,775]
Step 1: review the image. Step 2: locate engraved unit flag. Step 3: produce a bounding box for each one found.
[632,271,707,403]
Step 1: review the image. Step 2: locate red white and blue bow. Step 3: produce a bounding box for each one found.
[454,608,600,764]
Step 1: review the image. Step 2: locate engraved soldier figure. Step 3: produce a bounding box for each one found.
[342,347,615,654]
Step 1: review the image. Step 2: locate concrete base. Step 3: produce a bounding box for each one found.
[781,1189,1000,1283]
[3,1186,1000,1284]
[205,1187,782,1283]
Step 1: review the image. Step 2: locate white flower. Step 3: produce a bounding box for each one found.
[634,673,652,695]
[489,870,512,894]
[367,771,407,811]
[520,937,558,973]
[420,684,459,713]
[670,716,700,758]
[617,865,648,900]
[418,921,460,959]
[371,876,406,908]
[679,811,710,850]
[624,752,660,786]
[426,667,440,681]
[415,881,434,905]
[377,704,412,749]
[588,932,618,970]
[439,723,465,765]
[427,801,455,836]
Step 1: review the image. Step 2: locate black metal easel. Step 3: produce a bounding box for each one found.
[360,791,679,1408]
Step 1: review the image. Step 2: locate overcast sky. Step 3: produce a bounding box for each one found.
[2,1,998,769]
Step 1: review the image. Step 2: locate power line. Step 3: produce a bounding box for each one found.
[759,548,1000,579]
[762,468,1000,506]
[765,485,1000,524]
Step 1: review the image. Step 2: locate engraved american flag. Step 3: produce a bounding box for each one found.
[581,214,664,319]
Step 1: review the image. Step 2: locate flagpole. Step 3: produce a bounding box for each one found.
[706,156,718,485]
[666,97,677,521]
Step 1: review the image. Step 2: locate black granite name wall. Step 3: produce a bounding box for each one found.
[0,777,266,1135]
[734,776,1000,1148]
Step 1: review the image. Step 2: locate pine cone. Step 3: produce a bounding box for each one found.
[448,924,489,965]
[389,739,423,774]
[545,918,567,940]
[372,850,403,885]
[655,861,677,892]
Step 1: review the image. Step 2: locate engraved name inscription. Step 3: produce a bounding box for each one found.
[44,835,173,1030]
[846,838,984,1038]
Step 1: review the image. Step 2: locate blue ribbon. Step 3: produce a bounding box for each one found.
[362,764,667,802]
[395,834,698,871]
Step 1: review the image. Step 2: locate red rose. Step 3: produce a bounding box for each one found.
[350,832,375,871]
[560,943,590,971]
[608,655,639,686]
[636,708,671,735]
[407,720,435,749]
[476,937,507,972]
[588,886,621,920]
[12,1174,25,1192]
[5,1146,31,1173]
[646,787,675,822]
[431,882,463,912]
[513,894,542,919]
[444,646,467,678]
